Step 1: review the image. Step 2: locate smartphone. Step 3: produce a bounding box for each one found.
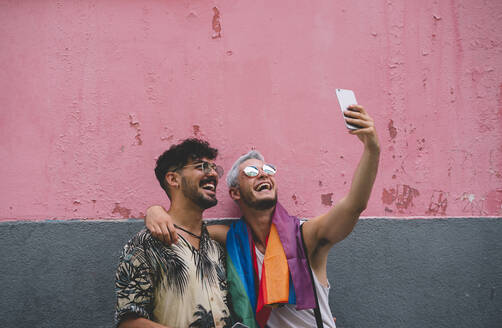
[335,88,360,130]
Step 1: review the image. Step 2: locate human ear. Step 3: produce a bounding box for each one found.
[165,172,180,189]
[228,187,240,201]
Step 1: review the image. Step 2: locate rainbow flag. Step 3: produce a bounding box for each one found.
[226,203,316,328]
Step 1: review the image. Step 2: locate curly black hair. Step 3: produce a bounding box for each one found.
[155,138,218,198]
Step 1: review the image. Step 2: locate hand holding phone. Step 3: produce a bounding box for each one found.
[335,89,361,130]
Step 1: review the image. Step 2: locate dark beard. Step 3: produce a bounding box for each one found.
[241,191,277,210]
[181,176,218,210]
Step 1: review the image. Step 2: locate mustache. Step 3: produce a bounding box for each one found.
[200,177,218,187]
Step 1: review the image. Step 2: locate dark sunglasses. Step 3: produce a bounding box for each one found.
[243,164,277,177]
[182,161,224,178]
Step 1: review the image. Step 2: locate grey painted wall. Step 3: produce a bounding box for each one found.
[0,218,500,328]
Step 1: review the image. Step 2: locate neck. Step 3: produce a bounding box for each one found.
[241,206,275,253]
[167,198,204,232]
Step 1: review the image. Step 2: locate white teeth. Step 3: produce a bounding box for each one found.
[256,182,271,191]
[202,183,215,191]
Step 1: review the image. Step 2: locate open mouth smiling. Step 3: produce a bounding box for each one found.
[201,178,217,192]
[255,181,272,192]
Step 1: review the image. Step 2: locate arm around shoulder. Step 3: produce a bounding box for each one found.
[207,224,230,245]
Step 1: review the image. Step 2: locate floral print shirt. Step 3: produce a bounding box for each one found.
[115,224,231,328]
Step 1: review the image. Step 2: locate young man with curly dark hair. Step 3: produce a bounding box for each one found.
[115,138,232,328]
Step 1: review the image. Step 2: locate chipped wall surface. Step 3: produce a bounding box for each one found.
[1,0,502,220]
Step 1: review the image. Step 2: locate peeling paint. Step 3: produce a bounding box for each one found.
[129,114,143,145]
[193,125,201,136]
[211,7,221,39]
[395,185,420,211]
[417,138,425,151]
[458,193,487,216]
[321,193,333,206]
[388,119,397,139]
[112,203,132,218]
[382,188,395,205]
[426,191,448,215]
[292,194,298,206]
[382,185,420,213]
[1,1,501,220]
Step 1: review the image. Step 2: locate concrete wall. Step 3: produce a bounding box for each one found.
[1,219,500,328]
[1,0,501,220]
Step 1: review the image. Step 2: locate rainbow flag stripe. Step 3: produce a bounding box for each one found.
[226,203,315,328]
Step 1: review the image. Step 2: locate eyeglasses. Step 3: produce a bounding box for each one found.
[243,164,277,177]
[182,161,224,178]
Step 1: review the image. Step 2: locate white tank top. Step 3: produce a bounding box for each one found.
[255,247,336,328]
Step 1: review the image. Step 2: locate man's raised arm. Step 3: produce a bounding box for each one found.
[303,104,380,261]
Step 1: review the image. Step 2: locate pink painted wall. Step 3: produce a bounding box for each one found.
[1,0,501,221]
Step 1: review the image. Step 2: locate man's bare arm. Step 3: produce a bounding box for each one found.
[145,206,228,245]
[145,205,178,245]
[207,224,230,245]
[303,105,380,264]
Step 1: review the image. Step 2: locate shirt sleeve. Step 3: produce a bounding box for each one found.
[115,244,154,326]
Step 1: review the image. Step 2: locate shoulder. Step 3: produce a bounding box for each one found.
[119,229,161,263]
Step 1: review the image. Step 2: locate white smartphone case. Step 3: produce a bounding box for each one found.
[335,88,359,130]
